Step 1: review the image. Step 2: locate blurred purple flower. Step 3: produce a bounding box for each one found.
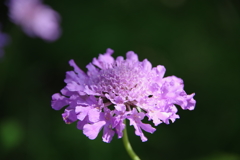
[51,48,196,142]
[8,0,61,41]
[0,27,9,58]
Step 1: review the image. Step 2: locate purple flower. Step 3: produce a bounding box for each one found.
[8,0,61,41]
[51,48,196,142]
[0,26,9,58]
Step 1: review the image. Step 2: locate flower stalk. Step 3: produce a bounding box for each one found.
[123,120,141,160]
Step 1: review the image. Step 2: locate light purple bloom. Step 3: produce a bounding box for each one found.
[8,0,61,41]
[51,48,196,143]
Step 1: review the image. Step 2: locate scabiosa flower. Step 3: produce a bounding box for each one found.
[7,0,61,41]
[51,48,196,143]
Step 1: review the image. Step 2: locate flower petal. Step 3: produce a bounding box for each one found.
[102,125,115,143]
[75,106,90,121]
[51,93,68,110]
[62,109,77,124]
[88,108,101,123]
[126,51,138,62]
[92,48,114,69]
[83,121,106,140]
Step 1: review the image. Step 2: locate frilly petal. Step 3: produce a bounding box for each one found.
[88,108,101,123]
[69,59,87,77]
[184,93,196,110]
[77,117,90,130]
[86,63,100,76]
[115,121,125,138]
[126,51,138,62]
[114,104,126,112]
[75,106,90,121]
[51,93,68,110]
[62,109,77,124]
[83,121,106,140]
[139,122,156,134]
[66,81,84,92]
[142,59,152,71]
[153,65,166,79]
[92,48,114,69]
[102,125,115,143]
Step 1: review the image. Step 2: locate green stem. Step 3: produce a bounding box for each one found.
[122,120,141,160]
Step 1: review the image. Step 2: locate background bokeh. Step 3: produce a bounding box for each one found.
[1,0,240,160]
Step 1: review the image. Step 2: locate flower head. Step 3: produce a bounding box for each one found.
[51,48,196,142]
[8,0,61,41]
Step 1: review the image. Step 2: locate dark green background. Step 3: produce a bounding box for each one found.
[1,0,240,160]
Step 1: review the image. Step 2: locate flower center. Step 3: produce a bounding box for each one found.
[89,61,152,105]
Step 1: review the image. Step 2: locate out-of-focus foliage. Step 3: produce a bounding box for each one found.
[1,0,240,160]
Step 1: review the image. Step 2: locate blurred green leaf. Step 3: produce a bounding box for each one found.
[197,153,240,160]
[0,118,23,151]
